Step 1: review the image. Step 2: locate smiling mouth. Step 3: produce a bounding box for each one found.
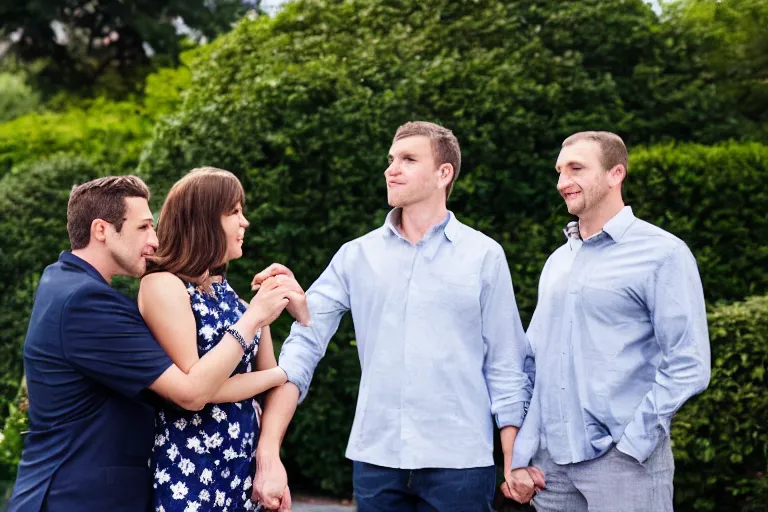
[563,191,580,200]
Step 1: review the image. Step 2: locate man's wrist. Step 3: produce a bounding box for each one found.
[255,443,281,460]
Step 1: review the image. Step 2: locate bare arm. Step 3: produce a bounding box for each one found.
[255,325,279,370]
[139,272,292,410]
[208,367,287,404]
[252,382,301,509]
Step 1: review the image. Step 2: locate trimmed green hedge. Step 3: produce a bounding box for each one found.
[672,296,768,511]
[627,142,768,304]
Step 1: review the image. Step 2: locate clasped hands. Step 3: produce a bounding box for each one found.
[502,466,546,504]
[250,263,311,327]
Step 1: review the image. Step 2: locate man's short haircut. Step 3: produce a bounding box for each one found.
[562,131,628,174]
[394,121,462,198]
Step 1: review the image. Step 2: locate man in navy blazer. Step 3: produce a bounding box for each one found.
[9,175,292,512]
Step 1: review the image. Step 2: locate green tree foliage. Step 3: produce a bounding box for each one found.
[672,296,768,511]
[0,64,191,177]
[667,0,768,138]
[0,72,40,122]
[0,0,253,93]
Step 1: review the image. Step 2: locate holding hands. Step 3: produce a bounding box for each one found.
[502,466,546,504]
[251,264,311,327]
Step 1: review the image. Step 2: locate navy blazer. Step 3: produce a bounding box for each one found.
[9,252,172,512]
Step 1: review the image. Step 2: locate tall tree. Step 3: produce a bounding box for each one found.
[666,0,768,138]
[0,0,257,94]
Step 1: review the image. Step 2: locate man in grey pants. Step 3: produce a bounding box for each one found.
[505,131,711,510]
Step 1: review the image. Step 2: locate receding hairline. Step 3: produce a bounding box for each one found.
[560,131,628,172]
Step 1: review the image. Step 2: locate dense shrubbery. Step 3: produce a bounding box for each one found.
[672,296,768,511]
[0,1,766,509]
[132,0,768,501]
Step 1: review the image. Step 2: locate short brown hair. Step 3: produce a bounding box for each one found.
[562,131,628,175]
[394,121,462,198]
[67,175,151,250]
[147,167,246,285]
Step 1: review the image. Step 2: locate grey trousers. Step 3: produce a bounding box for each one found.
[531,436,674,512]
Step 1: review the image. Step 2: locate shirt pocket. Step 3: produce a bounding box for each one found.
[580,284,651,359]
[580,284,648,326]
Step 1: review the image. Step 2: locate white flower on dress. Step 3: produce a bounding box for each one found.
[223,447,238,461]
[155,434,167,447]
[174,418,188,431]
[155,468,171,485]
[184,501,201,512]
[178,457,196,476]
[199,489,211,502]
[156,505,166,512]
[215,490,226,507]
[243,475,252,490]
[204,432,223,449]
[192,302,210,316]
[186,436,205,454]
[228,422,240,439]
[211,406,227,423]
[221,468,231,479]
[191,414,203,426]
[170,481,189,500]
[199,324,217,341]
[220,302,230,311]
[200,468,213,485]
[167,443,180,462]
[230,475,242,490]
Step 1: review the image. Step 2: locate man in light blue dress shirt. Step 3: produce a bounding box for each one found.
[251,121,534,511]
[508,131,711,511]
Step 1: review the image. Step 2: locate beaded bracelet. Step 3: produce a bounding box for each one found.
[225,326,251,353]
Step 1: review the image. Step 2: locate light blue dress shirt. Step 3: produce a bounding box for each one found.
[279,209,532,469]
[513,206,710,468]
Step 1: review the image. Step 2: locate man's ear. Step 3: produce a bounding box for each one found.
[438,163,454,186]
[608,164,626,188]
[91,218,110,243]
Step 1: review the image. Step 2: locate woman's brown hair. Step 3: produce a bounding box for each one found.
[147,167,246,286]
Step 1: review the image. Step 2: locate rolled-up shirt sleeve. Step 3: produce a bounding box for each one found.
[617,244,711,462]
[481,246,533,428]
[279,246,351,402]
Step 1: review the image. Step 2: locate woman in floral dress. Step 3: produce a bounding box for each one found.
[138,168,308,511]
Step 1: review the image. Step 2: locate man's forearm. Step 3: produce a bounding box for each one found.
[257,382,300,455]
[500,425,520,473]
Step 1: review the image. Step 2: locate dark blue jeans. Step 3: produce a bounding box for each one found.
[353,461,496,512]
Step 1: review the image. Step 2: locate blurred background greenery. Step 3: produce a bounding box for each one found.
[0,0,766,510]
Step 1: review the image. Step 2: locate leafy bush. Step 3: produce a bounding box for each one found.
[672,296,768,511]
[627,142,768,304]
[0,73,40,123]
[0,378,28,495]
[0,99,152,177]
[133,0,768,496]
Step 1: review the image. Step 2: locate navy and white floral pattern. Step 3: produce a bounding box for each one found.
[152,279,261,512]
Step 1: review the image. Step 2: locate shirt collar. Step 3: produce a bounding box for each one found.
[383,208,458,243]
[59,251,109,285]
[563,206,635,244]
[602,206,635,243]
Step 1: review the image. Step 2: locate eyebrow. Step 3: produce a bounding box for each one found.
[388,151,417,163]
[555,159,586,171]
